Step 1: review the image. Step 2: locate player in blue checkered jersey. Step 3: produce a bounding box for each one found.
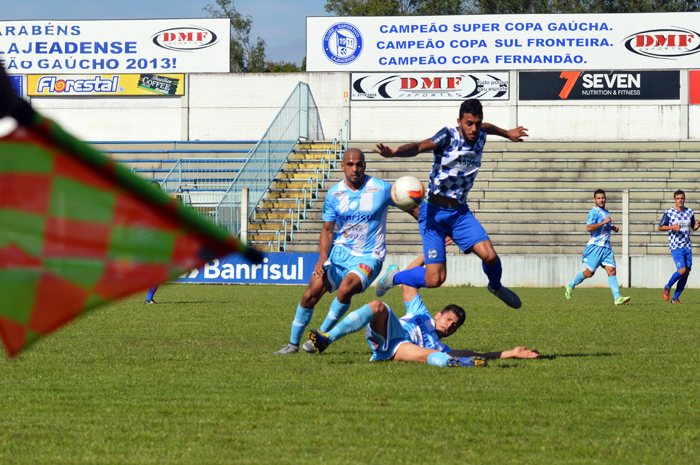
[308,254,539,367]
[658,189,700,304]
[565,189,630,305]
[373,98,527,308]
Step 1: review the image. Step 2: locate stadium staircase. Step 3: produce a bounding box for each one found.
[249,140,700,256]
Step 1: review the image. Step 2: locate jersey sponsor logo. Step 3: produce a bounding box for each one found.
[338,212,377,222]
[366,187,380,192]
[358,263,373,279]
[332,192,344,197]
[323,22,364,65]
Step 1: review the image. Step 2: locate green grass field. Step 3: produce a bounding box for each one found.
[1,284,699,464]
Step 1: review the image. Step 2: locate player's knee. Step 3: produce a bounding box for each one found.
[369,300,386,316]
[482,251,498,265]
[337,284,360,303]
[425,274,445,288]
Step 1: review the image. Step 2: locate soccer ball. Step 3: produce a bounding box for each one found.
[391,176,425,211]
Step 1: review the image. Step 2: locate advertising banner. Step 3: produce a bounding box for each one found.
[28,73,185,96]
[519,70,679,100]
[691,71,700,104]
[351,72,509,100]
[9,75,22,97]
[172,253,318,285]
[307,13,700,71]
[0,19,230,74]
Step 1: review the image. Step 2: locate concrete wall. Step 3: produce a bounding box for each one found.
[382,253,694,289]
[21,70,700,142]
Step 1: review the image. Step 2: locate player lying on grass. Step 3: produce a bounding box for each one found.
[274,148,416,354]
[308,254,539,367]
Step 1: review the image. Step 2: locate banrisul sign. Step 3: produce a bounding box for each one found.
[519,70,680,100]
[307,12,700,71]
[351,72,508,100]
[173,253,318,285]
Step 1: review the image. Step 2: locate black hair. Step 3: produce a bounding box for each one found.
[674,189,685,198]
[441,304,466,328]
[594,189,605,197]
[459,99,483,119]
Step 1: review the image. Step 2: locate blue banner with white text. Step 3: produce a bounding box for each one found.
[172,252,319,285]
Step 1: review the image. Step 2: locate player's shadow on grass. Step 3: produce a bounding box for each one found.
[537,352,617,361]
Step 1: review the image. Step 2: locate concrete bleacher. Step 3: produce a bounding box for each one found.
[249,140,700,254]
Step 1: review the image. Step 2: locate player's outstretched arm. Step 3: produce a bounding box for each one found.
[483,123,529,142]
[374,139,436,158]
[448,347,539,360]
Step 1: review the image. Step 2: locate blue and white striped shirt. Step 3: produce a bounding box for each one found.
[587,207,612,249]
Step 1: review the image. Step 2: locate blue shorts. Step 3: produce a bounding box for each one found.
[324,246,383,293]
[365,304,410,361]
[419,200,490,264]
[581,244,616,271]
[671,248,692,271]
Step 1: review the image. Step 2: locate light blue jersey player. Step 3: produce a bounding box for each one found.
[308,254,539,367]
[373,99,527,309]
[658,189,700,304]
[565,189,630,305]
[275,149,415,355]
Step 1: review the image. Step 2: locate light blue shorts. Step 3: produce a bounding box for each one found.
[365,304,411,361]
[671,248,692,271]
[581,244,616,271]
[324,246,383,293]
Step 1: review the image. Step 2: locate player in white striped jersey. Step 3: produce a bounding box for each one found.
[658,189,699,304]
[275,148,416,354]
[373,99,527,309]
[308,254,539,367]
[565,189,630,305]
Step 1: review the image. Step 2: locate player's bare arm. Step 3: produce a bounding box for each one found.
[587,216,612,232]
[482,123,529,142]
[374,139,436,158]
[658,222,681,232]
[448,347,539,360]
[693,220,700,231]
[313,221,335,276]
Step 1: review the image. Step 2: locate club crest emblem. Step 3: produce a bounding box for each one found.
[323,23,363,65]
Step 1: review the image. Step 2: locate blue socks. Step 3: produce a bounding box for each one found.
[674,276,688,300]
[666,271,683,290]
[290,303,314,345]
[427,352,451,367]
[327,304,374,343]
[608,275,620,299]
[146,286,158,300]
[482,257,503,290]
[569,272,586,289]
[394,267,427,288]
[320,297,350,333]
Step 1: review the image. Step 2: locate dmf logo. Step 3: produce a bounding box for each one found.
[151,27,218,52]
[624,28,700,59]
[400,77,463,90]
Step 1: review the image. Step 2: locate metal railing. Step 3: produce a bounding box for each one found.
[160,158,248,193]
[215,82,323,238]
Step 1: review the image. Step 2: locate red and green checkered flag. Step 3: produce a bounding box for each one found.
[0,67,261,357]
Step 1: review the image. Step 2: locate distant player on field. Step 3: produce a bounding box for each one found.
[565,189,630,305]
[308,254,539,367]
[658,189,699,304]
[372,98,527,309]
[274,148,415,354]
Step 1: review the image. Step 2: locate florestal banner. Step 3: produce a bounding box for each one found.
[307,13,700,72]
[0,19,230,74]
[351,72,509,100]
[28,74,185,96]
[173,253,318,285]
[520,70,680,100]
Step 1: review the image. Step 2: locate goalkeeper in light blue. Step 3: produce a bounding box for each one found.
[308,254,539,367]
[274,148,416,355]
[565,189,630,305]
